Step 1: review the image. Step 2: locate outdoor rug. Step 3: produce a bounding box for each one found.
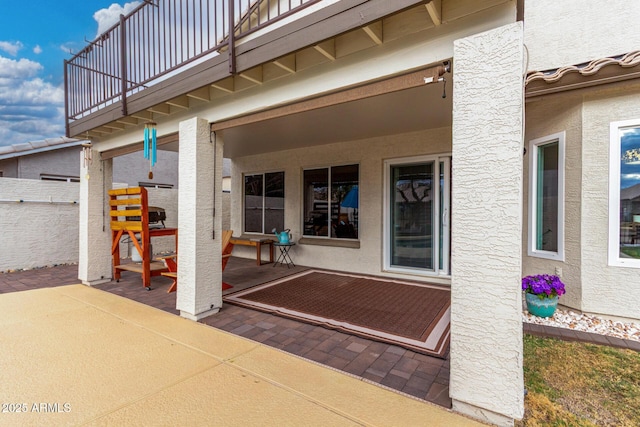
[223,270,450,358]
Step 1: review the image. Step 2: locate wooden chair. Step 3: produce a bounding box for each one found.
[222,230,234,270]
[109,187,177,290]
[160,230,234,293]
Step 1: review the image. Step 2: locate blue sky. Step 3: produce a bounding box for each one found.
[0,1,141,147]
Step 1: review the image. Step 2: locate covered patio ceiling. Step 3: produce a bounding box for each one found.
[217,80,453,158]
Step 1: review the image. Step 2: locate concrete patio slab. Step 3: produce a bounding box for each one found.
[0,285,484,426]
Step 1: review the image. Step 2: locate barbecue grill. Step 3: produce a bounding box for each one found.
[125,206,167,227]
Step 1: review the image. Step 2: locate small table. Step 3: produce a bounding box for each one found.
[273,242,296,268]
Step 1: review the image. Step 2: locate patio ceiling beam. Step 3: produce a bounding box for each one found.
[425,0,442,26]
[363,22,383,45]
[115,116,139,126]
[166,95,190,109]
[273,54,296,74]
[103,122,126,131]
[100,132,179,160]
[131,110,154,121]
[239,66,263,85]
[314,40,336,61]
[211,64,447,132]
[212,77,235,93]
[148,104,171,115]
[186,86,211,102]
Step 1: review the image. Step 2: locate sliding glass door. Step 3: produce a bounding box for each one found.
[384,156,450,276]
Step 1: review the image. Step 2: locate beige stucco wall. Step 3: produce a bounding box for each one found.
[450,22,524,425]
[524,0,640,71]
[524,82,640,321]
[580,83,640,320]
[523,94,583,310]
[230,127,451,281]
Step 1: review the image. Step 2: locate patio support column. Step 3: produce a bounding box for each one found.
[78,151,113,285]
[176,117,222,320]
[450,23,525,426]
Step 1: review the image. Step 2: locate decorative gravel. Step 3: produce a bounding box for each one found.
[523,308,640,343]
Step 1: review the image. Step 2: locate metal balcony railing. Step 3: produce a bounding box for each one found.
[64,0,321,128]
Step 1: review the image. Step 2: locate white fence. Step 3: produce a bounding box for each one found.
[0,178,180,272]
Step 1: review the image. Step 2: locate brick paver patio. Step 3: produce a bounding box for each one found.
[2,257,638,409]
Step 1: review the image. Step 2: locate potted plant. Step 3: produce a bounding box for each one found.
[521,274,566,318]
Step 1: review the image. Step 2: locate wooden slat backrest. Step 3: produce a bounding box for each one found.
[107,187,149,229]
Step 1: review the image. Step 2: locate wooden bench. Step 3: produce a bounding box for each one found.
[230,237,275,266]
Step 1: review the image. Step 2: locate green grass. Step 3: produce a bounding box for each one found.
[518,335,640,426]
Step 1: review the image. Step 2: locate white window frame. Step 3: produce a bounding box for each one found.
[242,171,285,235]
[383,154,450,277]
[527,131,565,261]
[608,119,640,268]
[301,163,360,240]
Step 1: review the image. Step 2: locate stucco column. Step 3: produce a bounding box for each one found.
[450,23,525,426]
[176,117,223,320]
[78,150,113,285]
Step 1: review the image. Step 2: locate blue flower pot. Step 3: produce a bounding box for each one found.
[525,293,558,318]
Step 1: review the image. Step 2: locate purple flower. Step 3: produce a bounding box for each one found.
[521,274,565,298]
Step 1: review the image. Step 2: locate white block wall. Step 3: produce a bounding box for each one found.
[0,178,80,272]
[0,178,180,272]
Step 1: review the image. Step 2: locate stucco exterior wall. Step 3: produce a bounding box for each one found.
[113,150,180,187]
[450,23,524,424]
[523,94,583,310]
[0,146,179,187]
[580,83,640,320]
[230,127,451,280]
[524,0,640,71]
[524,82,640,321]
[0,178,79,272]
[0,158,18,177]
[5,148,80,180]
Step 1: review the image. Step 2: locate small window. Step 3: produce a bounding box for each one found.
[244,171,284,234]
[528,132,564,260]
[139,182,173,189]
[303,164,358,239]
[40,174,80,183]
[609,120,640,267]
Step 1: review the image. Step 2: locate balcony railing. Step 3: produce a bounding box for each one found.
[64,0,321,129]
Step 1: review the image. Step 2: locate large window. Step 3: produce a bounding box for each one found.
[303,164,358,239]
[609,120,640,266]
[528,132,564,260]
[244,172,284,234]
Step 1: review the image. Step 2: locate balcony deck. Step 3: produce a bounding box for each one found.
[65,0,431,138]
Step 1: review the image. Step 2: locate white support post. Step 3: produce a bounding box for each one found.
[176,117,223,320]
[450,23,525,426]
[78,150,113,285]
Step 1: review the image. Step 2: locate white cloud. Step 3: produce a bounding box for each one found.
[0,41,24,56]
[0,55,64,146]
[94,1,142,37]
[33,45,42,55]
[0,56,42,79]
